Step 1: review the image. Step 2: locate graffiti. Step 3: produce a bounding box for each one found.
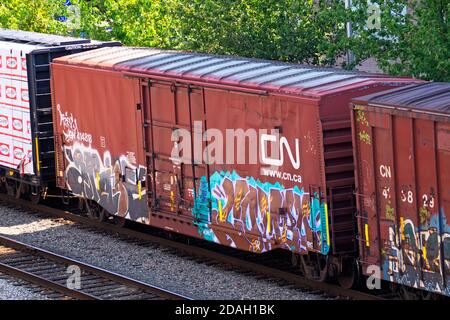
[419,206,430,225]
[356,109,369,126]
[381,211,450,296]
[385,202,395,221]
[192,170,330,255]
[57,104,92,145]
[63,142,148,222]
[17,151,33,175]
[356,109,371,145]
[359,131,371,145]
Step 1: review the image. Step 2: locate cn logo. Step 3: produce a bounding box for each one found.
[261,134,300,170]
[379,165,392,178]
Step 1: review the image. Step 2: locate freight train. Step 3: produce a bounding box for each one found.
[0,29,447,299]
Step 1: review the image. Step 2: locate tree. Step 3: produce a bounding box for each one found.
[350,0,449,81]
[1,0,448,81]
[174,0,351,66]
[0,0,68,34]
[77,0,179,48]
[383,0,449,81]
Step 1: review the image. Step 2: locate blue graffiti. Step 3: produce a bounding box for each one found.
[191,170,330,255]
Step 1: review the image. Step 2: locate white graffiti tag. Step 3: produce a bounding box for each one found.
[57,104,92,145]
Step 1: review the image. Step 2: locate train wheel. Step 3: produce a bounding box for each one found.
[399,285,421,300]
[291,253,299,268]
[85,200,105,222]
[85,200,95,219]
[77,198,88,216]
[300,254,328,282]
[5,179,17,197]
[97,208,109,223]
[337,258,359,289]
[29,186,42,204]
[0,177,7,194]
[420,290,442,300]
[113,216,127,227]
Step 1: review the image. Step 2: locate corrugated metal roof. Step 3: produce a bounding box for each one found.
[54,46,421,96]
[353,83,450,115]
[0,40,42,53]
[0,28,89,46]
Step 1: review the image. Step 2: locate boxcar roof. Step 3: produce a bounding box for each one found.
[0,40,42,52]
[0,28,90,46]
[53,46,420,97]
[353,82,450,115]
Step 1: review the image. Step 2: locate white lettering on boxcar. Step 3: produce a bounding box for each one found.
[57,104,92,145]
[261,134,301,170]
[379,165,391,178]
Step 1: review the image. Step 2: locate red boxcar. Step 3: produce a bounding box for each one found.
[352,83,450,296]
[51,47,420,267]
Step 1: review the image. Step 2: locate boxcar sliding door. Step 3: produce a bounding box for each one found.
[140,80,210,222]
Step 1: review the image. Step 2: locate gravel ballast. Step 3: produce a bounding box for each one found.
[0,274,49,300]
[0,204,324,300]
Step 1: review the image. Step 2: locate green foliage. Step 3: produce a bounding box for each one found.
[77,0,178,48]
[351,0,449,81]
[0,0,68,34]
[0,0,448,81]
[174,0,350,66]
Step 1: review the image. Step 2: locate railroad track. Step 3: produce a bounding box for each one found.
[0,233,188,300]
[0,194,384,300]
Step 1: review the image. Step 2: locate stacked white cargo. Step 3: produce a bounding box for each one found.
[0,41,38,175]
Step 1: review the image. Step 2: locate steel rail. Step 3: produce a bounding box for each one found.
[0,193,383,300]
[0,231,188,300]
[0,260,98,300]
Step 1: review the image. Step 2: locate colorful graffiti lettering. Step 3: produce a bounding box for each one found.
[192,170,330,255]
[381,211,450,296]
[63,142,148,222]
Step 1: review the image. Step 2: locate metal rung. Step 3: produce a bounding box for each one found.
[39,153,55,159]
[153,169,175,175]
[151,121,191,131]
[37,108,52,113]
